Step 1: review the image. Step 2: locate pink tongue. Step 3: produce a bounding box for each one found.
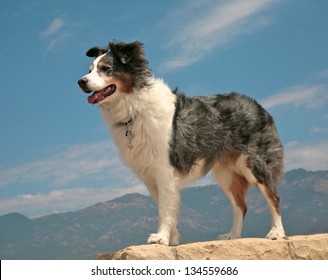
[88,91,105,104]
[87,85,116,105]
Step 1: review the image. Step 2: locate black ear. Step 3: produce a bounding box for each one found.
[85,47,108,58]
[108,41,144,64]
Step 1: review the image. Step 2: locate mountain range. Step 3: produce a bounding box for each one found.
[0,168,327,259]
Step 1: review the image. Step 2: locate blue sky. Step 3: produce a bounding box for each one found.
[0,0,328,217]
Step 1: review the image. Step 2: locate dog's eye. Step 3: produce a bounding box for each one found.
[99,65,112,72]
[88,69,92,73]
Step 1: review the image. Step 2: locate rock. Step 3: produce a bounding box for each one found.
[96,234,328,260]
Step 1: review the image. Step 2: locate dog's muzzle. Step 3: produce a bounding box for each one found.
[78,77,92,93]
[78,77,117,104]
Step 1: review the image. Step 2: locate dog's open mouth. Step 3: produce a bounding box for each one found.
[88,84,116,104]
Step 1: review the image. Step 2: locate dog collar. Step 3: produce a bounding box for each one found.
[115,117,133,127]
[116,118,135,150]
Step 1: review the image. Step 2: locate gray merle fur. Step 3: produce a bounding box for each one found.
[169,91,284,202]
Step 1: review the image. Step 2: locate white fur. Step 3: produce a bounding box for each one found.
[100,78,181,245]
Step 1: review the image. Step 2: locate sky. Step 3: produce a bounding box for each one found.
[0,0,328,217]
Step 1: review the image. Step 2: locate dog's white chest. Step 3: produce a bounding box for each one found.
[114,117,171,173]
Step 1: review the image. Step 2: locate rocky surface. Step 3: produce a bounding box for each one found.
[96,234,328,260]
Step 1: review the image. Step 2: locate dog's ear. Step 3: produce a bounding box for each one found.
[86,47,108,58]
[108,41,144,64]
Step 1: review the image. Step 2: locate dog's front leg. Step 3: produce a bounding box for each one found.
[147,178,180,246]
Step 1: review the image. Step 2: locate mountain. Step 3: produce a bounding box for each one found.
[0,169,327,259]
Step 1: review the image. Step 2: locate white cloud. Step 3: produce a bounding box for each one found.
[285,141,328,171]
[40,18,65,37]
[163,0,276,70]
[261,84,328,110]
[39,17,81,50]
[0,139,146,217]
[311,67,328,80]
[0,140,129,189]
[46,32,71,51]
[0,184,148,218]
[309,126,328,134]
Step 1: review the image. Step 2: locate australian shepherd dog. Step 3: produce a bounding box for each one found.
[78,40,285,245]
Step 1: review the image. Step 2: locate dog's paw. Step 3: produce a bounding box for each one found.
[169,228,180,246]
[147,233,170,245]
[218,232,240,240]
[169,233,180,246]
[265,228,286,240]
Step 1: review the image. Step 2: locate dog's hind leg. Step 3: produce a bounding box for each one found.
[237,154,286,239]
[255,183,285,239]
[213,166,249,240]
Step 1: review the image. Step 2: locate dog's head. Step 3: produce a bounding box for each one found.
[78,40,151,105]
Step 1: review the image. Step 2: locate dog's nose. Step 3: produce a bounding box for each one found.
[78,77,88,87]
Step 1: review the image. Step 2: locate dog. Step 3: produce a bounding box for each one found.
[78,40,286,245]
